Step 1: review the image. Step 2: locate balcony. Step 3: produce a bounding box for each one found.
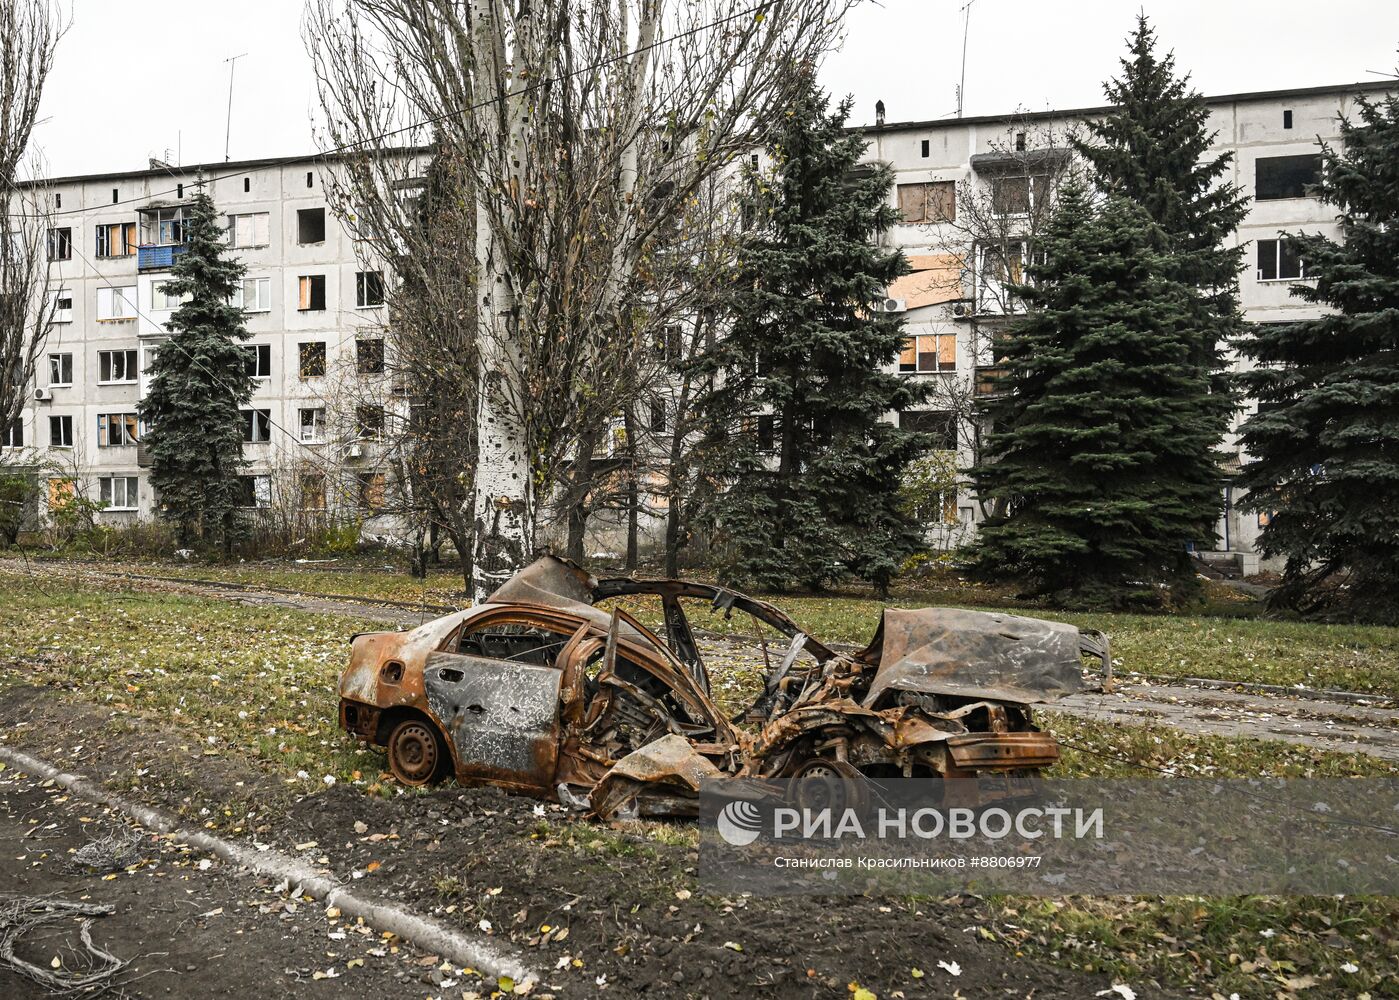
[137,244,190,271]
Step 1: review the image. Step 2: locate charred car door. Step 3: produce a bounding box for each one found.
[422,650,563,791]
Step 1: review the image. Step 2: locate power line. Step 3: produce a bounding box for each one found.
[11,1,772,220]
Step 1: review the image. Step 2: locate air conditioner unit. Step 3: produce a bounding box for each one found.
[952,303,969,317]
[33,387,53,402]
[880,297,907,313]
[343,443,364,459]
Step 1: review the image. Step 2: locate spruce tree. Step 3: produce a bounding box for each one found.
[139,187,256,550]
[1236,92,1399,623]
[1073,15,1249,385]
[698,83,929,595]
[971,184,1218,606]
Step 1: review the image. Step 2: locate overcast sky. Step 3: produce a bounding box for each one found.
[31,0,1399,178]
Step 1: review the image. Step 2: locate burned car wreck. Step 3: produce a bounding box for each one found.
[338,556,1108,819]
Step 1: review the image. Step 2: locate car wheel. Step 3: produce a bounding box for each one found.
[387,718,447,786]
[792,758,868,814]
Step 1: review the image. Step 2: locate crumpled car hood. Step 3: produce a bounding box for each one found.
[859,608,1090,707]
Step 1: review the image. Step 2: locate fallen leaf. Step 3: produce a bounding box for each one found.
[723,941,743,952]
[911,968,924,979]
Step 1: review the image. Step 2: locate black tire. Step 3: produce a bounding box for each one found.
[386,717,448,786]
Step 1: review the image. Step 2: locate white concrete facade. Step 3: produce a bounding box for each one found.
[5,155,393,530]
[861,80,1393,569]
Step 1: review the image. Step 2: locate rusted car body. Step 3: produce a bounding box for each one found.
[338,556,1108,818]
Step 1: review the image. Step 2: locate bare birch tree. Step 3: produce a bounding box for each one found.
[0,0,65,436]
[306,0,853,600]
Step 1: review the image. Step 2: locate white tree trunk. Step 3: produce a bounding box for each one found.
[469,0,534,604]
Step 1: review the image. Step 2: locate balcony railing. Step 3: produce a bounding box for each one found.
[137,244,189,271]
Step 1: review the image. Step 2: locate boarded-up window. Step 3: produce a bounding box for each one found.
[897,181,955,224]
[898,334,956,373]
[297,275,326,311]
[357,472,385,511]
[48,478,75,510]
[95,222,137,257]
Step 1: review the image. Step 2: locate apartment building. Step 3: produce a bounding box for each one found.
[864,79,1393,572]
[4,154,396,529]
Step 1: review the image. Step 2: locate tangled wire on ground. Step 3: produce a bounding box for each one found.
[0,896,127,992]
[70,829,146,875]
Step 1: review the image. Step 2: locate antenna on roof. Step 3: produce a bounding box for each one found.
[957,0,976,118]
[223,52,248,162]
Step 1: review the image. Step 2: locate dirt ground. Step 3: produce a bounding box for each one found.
[0,687,1161,999]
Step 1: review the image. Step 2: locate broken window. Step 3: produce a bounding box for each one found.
[298,407,325,443]
[356,338,385,374]
[898,334,956,373]
[48,353,73,386]
[297,274,326,311]
[231,276,271,312]
[896,181,956,224]
[240,408,273,443]
[96,286,137,321]
[236,474,271,508]
[357,471,385,510]
[140,208,190,246]
[299,341,326,378]
[95,222,137,258]
[98,349,138,382]
[356,270,385,308]
[96,413,140,447]
[356,405,384,440]
[301,473,326,510]
[1,418,21,448]
[47,227,71,261]
[297,207,326,244]
[49,289,73,323]
[244,344,271,379]
[49,415,73,448]
[1255,155,1321,200]
[99,476,139,510]
[457,620,574,666]
[1257,238,1306,281]
[990,175,1050,217]
[900,409,957,451]
[227,212,270,248]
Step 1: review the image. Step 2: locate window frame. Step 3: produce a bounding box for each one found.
[1255,154,1322,201]
[355,405,385,441]
[298,406,326,443]
[96,413,140,448]
[297,274,326,312]
[48,352,73,387]
[1,418,22,448]
[99,475,140,511]
[48,227,72,261]
[231,276,272,313]
[244,343,272,380]
[98,349,139,384]
[49,289,74,324]
[898,334,957,374]
[1256,238,1307,282]
[296,207,327,245]
[96,285,138,322]
[227,212,271,249]
[355,270,385,308]
[240,407,273,444]
[49,414,74,448]
[95,221,137,259]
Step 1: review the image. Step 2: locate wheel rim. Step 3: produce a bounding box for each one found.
[390,722,439,785]
[793,759,864,814]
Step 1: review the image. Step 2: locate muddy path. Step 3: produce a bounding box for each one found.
[20,560,1399,761]
[0,687,1150,999]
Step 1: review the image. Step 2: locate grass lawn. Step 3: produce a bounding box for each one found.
[0,566,1394,998]
[20,553,1396,697]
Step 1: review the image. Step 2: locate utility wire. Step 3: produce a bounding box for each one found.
[10,1,772,220]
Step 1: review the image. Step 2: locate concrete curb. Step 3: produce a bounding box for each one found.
[0,745,540,987]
